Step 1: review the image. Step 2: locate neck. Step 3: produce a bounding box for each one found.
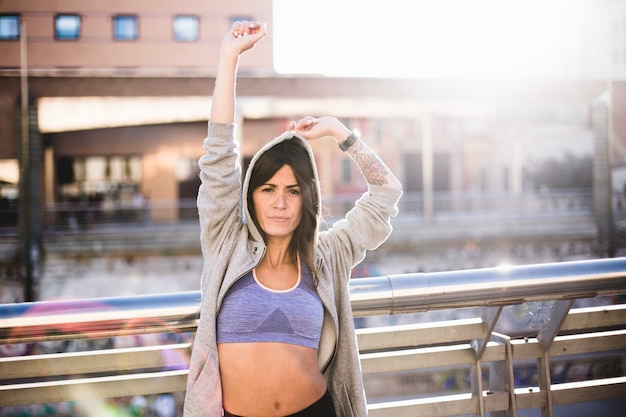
[262,240,293,269]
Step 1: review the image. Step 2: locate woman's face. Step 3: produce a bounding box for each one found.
[252,164,303,242]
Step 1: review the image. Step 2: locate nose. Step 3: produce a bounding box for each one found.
[273,190,287,209]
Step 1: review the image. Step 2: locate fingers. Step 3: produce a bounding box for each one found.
[293,116,317,131]
[290,117,321,142]
[290,116,348,142]
[231,20,265,39]
[226,21,266,54]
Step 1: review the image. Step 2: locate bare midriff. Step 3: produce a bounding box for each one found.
[218,342,327,417]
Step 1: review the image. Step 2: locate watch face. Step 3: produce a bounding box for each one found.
[340,132,357,151]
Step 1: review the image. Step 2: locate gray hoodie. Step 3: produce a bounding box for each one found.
[183,122,402,417]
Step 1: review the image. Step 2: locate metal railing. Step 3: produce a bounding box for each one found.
[1,257,626,416]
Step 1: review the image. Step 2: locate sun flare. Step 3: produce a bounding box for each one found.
[273,0,587,79]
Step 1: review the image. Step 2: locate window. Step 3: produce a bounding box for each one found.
[173,15,199,42]
[230,15,254,26]
[0,15,19,40]
[59,156,142,194]
[55,14,81,40]
[113,15,138,41]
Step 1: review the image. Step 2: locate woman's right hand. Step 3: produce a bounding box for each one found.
[221,21,267,57]
[211,21,266,124]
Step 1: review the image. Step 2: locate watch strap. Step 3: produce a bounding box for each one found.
[339,131,358,151]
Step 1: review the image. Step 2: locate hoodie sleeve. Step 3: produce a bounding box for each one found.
[197,122,242,253]
[318,184,402,277]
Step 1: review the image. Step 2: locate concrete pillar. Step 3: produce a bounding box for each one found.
[591,91,615,256]
[142,147,178,223]
[512,128,523,195]
[421,113,434,222]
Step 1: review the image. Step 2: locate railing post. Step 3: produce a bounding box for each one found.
[471,306,502,358]
[489,332,516,417]
[471,358,486,417]
[538,349,554,417]
[536,300,574,417]
[536,300,574,351]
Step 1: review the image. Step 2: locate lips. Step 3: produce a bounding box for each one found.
[268,216,290,222]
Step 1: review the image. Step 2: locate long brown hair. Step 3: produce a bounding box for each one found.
[247,138,319,277]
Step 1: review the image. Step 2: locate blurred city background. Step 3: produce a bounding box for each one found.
[1,0,626,415]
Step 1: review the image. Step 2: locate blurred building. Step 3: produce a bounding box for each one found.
[0,0,275,224]
[0,0,623,228]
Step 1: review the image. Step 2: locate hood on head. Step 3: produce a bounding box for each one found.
[241,130,322,244]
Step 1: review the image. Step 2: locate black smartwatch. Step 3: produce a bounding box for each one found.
[339,131,358,151]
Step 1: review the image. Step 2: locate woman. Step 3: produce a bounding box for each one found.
[183,21,402,417]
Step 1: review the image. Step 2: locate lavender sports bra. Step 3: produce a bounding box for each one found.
[216,260,323,349]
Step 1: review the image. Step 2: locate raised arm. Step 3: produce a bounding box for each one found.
[211,21,266,124]
[197,21,267,256]
[290,116,402,190]
[292,116,402,272]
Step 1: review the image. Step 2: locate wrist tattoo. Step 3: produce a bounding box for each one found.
[349,141,389,186]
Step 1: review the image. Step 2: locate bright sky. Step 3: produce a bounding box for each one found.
[273,0,589,78]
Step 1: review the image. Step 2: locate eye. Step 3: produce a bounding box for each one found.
[289,188,301,195]
[260,186,273,193]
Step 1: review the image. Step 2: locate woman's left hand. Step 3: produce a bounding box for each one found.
[289,116,351,143]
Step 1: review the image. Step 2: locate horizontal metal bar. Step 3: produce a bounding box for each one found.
[514,387,547,410]
[352,257,626,316]
[551,376,626,405]
[511,330,626,360]
[548,329,626,356]
[1,258,626,344]
[356,318,485,352]
[368,393,478,417]
[513,377,626,410]
[367,391,510,417]
[0,343,191,380]
[561,304,626,332]
[0,370,188,407]
[359,342,506,374]
[0,291,201,344]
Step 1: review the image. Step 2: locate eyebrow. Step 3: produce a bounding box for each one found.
[263,183,300,188]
